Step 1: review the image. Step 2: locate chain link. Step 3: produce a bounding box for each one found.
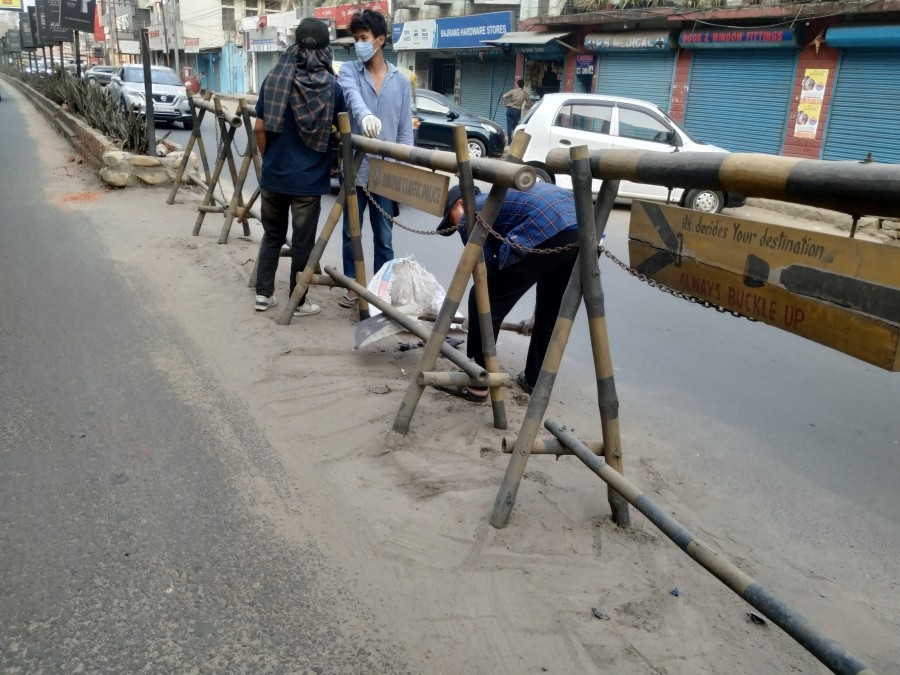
[599,246,756,321]
[361,188,755,322]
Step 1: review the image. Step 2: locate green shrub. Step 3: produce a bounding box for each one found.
[3,68,148,154]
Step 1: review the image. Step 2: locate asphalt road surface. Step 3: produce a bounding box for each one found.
[0,86,405,673]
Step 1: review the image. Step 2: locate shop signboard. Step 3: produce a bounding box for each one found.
[27,7,40,47]
[585,30,675,52]
[393,11,510,51]
[575,53,594,76]
[629,201,900,370]
[58,0,96,32]
[0,0,23,11]
[148,27,165,51]
[678,28,797,49]
[314,1,387,30]
[184,37,200,53]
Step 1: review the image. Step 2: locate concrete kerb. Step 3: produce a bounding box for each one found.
[0,73,200,188]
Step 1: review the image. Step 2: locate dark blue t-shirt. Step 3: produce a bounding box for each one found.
[255,80,345,197]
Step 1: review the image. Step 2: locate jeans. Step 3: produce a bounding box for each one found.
[466,230,579,389]
[342,186,395,279]
[256,189,320,302]
[505,107,521,141]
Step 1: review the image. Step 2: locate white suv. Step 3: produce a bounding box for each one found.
[517,93,745,213]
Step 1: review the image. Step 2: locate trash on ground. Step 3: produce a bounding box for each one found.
[670,587,680,597]
[747,611,767,625]
[592,607,610,620]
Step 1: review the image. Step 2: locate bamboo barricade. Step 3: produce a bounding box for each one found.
[276,115,536,324]
[166,94,261,239]
[491,145,630,529]
[391,130,534,434]
[544,420,877,675]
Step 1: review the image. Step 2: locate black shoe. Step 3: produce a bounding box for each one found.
[516,371,534,395]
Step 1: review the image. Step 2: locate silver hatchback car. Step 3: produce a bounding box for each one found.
[107,65,193,129]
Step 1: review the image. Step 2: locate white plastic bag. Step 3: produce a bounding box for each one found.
[366,256,446,317]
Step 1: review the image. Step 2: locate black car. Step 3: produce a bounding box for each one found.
[415,89,506,158]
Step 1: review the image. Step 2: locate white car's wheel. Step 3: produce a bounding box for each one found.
[532,166,554,184]
[684,189,723,213]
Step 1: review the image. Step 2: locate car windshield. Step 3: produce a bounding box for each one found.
[521,98,543,124]
[124,67,182,86]
[417,90,466,117]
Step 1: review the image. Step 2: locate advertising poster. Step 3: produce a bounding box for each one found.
[59,0,97,32]
[37,0,74,44]
[20,11,35,48]
[794,101,822,139]
[575,53,595,76]
[27,6,40,47]
[0,0,23,11]
[799,68,828,102]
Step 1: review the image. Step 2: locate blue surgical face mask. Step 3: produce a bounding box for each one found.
[355,40,379,63]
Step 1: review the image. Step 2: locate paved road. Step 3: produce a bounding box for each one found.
[0,85,404,673]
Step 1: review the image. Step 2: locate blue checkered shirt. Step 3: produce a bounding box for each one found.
[465,183,578,269]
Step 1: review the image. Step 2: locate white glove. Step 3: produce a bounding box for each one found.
[362,114,382,138]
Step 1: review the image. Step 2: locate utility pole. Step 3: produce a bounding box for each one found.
[109,0,120,65]
[159,0,169,66]
[171,0,179,73]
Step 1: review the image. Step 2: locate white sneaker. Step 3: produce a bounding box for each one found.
[294,300,321,317]
[255,295,277,311]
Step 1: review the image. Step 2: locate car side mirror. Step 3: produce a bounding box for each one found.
[670,131,683,150]
[447,110,459,121]
[111,75,120,83]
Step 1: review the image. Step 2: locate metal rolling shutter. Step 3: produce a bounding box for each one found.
[489,59,517,127]
[823,50,900,164]
[342,44,396,66]
[459,58,493,120]
[594,52,676,112]
[382,45,398,67]
[683,50,796,155]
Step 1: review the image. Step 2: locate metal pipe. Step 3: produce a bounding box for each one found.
[501,437,603,456]
[545,148,900,219]
[544,419,876,675]
[324,267,489,384]
[351,135,535,191]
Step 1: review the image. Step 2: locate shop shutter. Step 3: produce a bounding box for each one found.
[382,44,398,67]
[459,58,493,121]
[342,44,397,66]
[594,52,676,113]
[489,59,517,127]
[683,50,796,155]
[823,50,900,164]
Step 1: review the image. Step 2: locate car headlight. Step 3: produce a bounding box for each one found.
[481,122,499,134]
[126,89,145,99]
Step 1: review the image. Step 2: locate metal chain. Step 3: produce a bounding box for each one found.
[212,116,229,206]
[599,246,757,321]
[361,189,754,321]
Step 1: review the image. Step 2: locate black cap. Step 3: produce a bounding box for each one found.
[296,18,330,50]
[437,184,481,235]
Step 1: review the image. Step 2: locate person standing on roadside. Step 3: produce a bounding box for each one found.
[252,18,345,316]
[502,78,530,142]
[337,9,414,309]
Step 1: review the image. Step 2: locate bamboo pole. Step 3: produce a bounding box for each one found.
[570,144,629,528]
[544,419,876,675]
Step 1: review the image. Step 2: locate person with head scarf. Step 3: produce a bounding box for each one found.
[252,18,345,316]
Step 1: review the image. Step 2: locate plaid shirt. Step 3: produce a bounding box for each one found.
[464,183,578,269]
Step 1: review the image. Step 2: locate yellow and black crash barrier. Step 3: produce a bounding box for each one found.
[489,145,895,675]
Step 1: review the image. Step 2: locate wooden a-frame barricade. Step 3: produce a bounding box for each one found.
[167,94,262,242]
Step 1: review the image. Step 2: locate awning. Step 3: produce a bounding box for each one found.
[825,25,900,49]
[481,31,572,47]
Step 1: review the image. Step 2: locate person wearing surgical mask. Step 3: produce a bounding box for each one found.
[336,9,414,309]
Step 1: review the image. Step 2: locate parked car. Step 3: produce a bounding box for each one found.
[516,93,745,213]
[83,65,116,86]
[107,65,193,129]
[415,88,506,158]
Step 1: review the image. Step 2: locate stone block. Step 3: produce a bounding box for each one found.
[100,166,133,187]
[131,155,163,167]
[135,170,169,186]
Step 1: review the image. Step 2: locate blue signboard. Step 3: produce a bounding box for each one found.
[393,11,511,50]
[679,28,798,49]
